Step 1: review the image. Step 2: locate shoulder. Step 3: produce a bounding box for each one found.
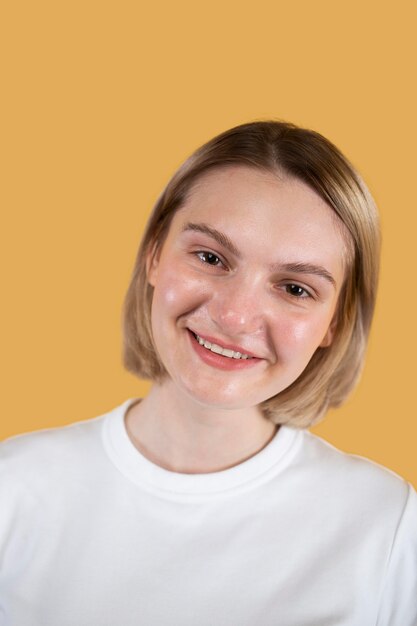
[0,402,129,488]
[294,428,413,520]
[1,413,103,474]
[300,432,417,623]
[0,403,130,534]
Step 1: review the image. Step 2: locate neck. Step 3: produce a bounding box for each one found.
[125,380,279,474]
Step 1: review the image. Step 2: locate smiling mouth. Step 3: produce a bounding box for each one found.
[192,332,254,360]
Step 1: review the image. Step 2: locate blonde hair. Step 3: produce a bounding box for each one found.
[123,121,380,427]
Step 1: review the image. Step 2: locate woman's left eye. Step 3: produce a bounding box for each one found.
[196,251,223,266]
[285,284,311,298]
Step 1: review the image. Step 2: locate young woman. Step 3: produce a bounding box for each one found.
[1,121,416,625]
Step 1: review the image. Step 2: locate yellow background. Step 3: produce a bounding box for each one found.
[1,1,416,486]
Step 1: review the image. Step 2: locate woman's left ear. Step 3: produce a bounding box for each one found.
[320,315,338,348]
[146,242,160,287]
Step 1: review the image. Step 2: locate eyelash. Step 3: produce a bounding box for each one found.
[195,250,225,267]
[195,251,313,299]
[283,284,311,299]
[195,250,313,300]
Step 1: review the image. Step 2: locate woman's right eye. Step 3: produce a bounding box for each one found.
[196,251,223,266]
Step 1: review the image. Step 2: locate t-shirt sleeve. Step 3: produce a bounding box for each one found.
[376,482,417,626]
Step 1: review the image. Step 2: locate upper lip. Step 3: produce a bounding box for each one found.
[188,328,262,359]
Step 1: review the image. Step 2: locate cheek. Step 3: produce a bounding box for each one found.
[272,314,333,354]
[151,264,207,318]
[292,320,319,343]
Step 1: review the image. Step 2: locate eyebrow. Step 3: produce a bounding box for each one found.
[274,262,337,288]
[182,222,337,288]
[182,222,241,258]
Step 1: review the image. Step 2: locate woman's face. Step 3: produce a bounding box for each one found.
[147,166,347,411]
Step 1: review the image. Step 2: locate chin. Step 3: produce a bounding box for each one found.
[176,377,266,412]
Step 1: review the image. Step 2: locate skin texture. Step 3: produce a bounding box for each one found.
[125,166,346,473]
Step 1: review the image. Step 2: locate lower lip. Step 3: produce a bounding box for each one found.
[188,331,262,371]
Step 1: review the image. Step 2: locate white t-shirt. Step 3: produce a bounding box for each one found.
[1,399,416,626]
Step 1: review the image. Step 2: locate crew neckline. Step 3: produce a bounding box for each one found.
[102,399,301,501]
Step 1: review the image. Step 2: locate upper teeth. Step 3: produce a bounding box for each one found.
[195,334,252,359]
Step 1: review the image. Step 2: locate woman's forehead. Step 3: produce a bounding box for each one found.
[179,164,353,268]
[175,167,340,239]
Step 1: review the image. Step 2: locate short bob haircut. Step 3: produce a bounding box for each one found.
[123,121,380,428]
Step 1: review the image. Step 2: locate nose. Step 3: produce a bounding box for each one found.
[208,276,266,337]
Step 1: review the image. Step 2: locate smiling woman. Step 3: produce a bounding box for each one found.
[143,167,344,418]
[1,121,416,626]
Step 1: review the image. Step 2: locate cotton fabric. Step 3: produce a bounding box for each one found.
[1,399,416,625]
